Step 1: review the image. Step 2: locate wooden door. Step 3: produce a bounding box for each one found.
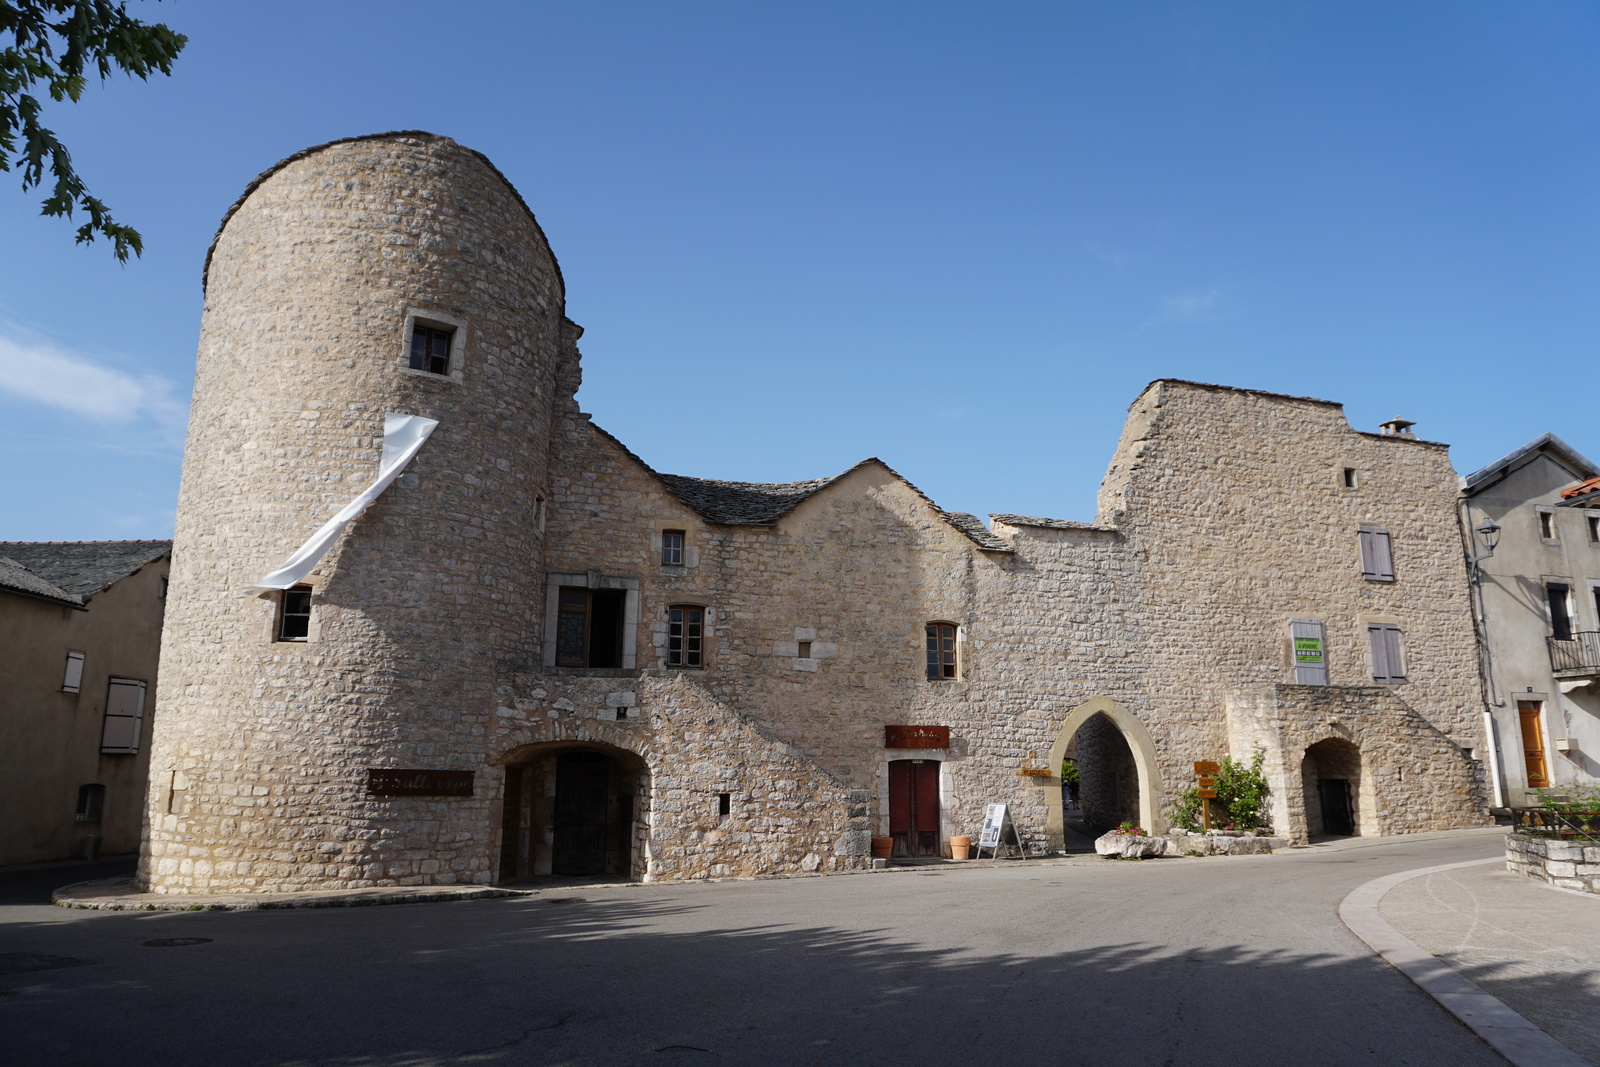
[1518,702,1549,789]
[888,759,940,857]
[554,752,611,875]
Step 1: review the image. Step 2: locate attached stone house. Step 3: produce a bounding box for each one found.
[140,132,1488,895]
[0,541,170,864]
[1460,434,1600,806]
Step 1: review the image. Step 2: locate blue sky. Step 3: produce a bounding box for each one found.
[3,2,1599,539]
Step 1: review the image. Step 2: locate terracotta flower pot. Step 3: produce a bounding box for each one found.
[871,836,894,860]
[950,835,972,861]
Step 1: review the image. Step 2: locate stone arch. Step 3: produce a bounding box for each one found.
[1298,735,1369,839]
[1046,696,1164,848]
[494,738,652,883]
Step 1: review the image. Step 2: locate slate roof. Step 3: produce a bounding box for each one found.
[0,556,82,608]
[1462,432,1600,493]
[990,513,1104,531]
[943,512,1013,551]
[0,540,170,599]
[653,473,838,525]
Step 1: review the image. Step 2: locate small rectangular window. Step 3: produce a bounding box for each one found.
[534,496,546,534]
[1342,468,1358,489]
[409,324,454,375]
[1358,527,1395,582]
[717,792,731,817]
[661,530,685,567]
[1539,510,1557,541]
[159,576,168,598]
[1547,583,1573,641]
[75,784,105,823]
[100,678,147,754]
[797,640,812,659]
[1588,515,1599,543]
[276,585,312,641]
[62,650,85,693]
[667,604,704,668]
[926,623,958,680]
[1366,624,1406,685]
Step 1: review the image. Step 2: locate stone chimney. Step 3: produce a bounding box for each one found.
[1379,417,1416,437]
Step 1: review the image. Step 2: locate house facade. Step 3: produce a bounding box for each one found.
[139,132,1489,895]
[1461,435,1600,806]
[0,541,170,864]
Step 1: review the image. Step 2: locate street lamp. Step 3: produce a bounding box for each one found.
[1470,518,1501,568]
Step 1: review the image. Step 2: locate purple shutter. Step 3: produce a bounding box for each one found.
[1359,527,1394,581]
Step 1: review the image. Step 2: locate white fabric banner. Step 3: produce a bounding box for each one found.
[244,413,439,597]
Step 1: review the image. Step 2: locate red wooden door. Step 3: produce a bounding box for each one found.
[889,759,941,857]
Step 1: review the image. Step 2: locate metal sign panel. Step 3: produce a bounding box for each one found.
[885,725,950,749]
[367,769,474,797]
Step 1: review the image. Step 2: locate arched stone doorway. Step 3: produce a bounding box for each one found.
[1301,737,1362,838]
[498,742,650,882]
[1046,697,1164,849]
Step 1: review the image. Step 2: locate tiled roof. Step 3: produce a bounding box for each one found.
[0,556,82,607]
[1560,476,1600,502]
[943,512,1013,552]
[654,473,837,525]
[0,540,170,598]
[991,513,1101,531]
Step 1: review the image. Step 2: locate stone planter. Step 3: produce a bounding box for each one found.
[1165,829,1288,856]
[1506,832,1600,895]
[1095,831,1171,859]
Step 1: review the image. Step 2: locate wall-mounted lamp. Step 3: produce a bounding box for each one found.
[1469,518,1501,571]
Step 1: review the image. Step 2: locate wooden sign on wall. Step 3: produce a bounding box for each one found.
[367,769,475,797]
[885,725,950,749]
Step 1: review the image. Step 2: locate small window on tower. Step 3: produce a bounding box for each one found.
[276,585,312,642]
[661,530,685,567]
[1588,515,1600,543]
[410,324,454,376]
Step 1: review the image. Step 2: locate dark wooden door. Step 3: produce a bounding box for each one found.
[889,759,941,857]
[1318,778,1354,836]
[554,752,611,875]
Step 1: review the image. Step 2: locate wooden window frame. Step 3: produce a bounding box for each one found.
[926,622,959,681]
[275,585,313,642]
[556,587,593,667]
[666,604,704,668]
[661,530,685,568]
[409,323,455,376]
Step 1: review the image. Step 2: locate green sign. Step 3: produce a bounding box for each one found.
[1294,637,1324,664]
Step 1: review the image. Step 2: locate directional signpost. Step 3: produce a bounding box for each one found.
[1193,761,1221,829]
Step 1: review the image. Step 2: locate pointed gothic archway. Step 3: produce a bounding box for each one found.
[1045,696,1164,848]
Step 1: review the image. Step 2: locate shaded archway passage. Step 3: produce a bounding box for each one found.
[1301,737,1361,838]
[1073,715,1139,837]
[498,742,650,881]
[1046,697,1164,849]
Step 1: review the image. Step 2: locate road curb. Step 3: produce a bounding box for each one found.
[1339,856,1591,1067]
[51,875,533,911]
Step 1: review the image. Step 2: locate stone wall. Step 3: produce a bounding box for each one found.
[1506,832,1600,895]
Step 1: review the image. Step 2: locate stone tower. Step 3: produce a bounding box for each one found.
[143,133,575,892]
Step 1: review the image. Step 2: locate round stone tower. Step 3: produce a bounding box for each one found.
[143,133,574,892]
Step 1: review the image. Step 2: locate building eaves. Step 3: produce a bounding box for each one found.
[943,512,1013,552]
[0,557,84,608]
[990,513,1111,532]
[1460,432,1600,494]
[0,540,171,598]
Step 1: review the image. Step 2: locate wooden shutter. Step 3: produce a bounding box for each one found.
[1290,619,1327,684]
[1359,527,1395,581]
[62,651,84,693]
[1366,624,1405,684]
[100,678,146,754]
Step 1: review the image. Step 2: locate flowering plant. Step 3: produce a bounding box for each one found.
[1114,821,1147,836]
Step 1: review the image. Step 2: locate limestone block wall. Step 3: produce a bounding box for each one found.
[1226,684,1490,842]
[143,133,568,893]
[1098,380,1488,825]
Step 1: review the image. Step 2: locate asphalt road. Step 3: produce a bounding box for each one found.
[1,834,1509,1067]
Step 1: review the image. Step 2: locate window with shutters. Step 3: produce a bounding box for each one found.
[556,587,626,668]
[100,678,147,755]
[1290,619,1327,684]
[1547,582,1574,641]
[926,623,959,680]
[276,585,312,641]
[666,604,704,668]
[1358,526,1395,582]
[1365,625,1406,685]
[61,650,85,693]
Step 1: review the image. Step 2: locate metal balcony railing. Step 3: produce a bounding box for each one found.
[1547,631,1600,674]
[1511,807,1600,843]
